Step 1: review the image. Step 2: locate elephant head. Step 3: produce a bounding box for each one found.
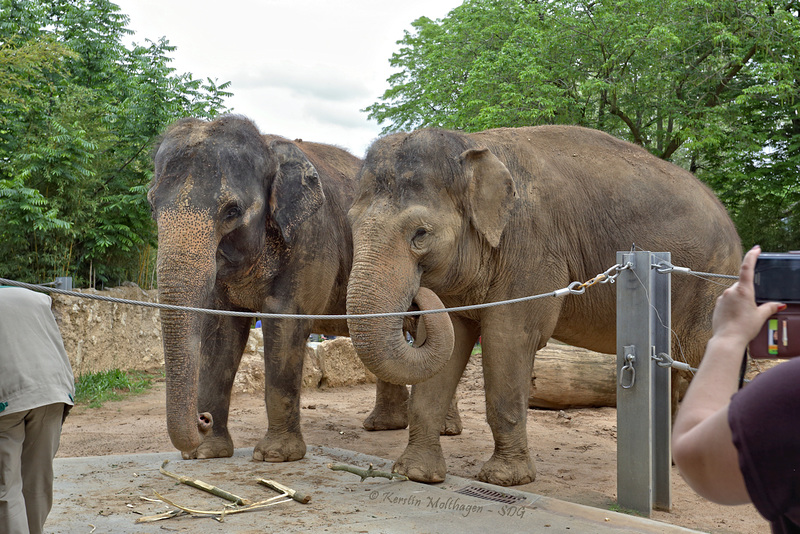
[346,130,517,385]
[148,115,324,455]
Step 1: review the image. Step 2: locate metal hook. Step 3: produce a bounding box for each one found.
[653,352,673,368]
[655,260,674,274]
[654,260,690,275]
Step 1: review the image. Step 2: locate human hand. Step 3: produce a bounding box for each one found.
[711,245,786,346]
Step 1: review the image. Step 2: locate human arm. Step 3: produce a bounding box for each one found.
[672,246,784,505]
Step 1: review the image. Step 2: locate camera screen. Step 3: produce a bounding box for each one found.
[754,254,800,303]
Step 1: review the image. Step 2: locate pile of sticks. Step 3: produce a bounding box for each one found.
[136,460,310,523]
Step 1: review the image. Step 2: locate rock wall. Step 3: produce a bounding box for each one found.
[52,284,164,377]
[50,284,374,392]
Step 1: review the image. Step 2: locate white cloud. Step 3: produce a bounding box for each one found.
[303,100,373,130]
[232,62,371,102]
[116,0,463,155]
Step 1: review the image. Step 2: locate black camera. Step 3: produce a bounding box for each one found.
[753,253,800,304]
[749,253,800,359]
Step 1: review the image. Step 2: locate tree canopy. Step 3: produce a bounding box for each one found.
[368,0,800,250]
[0,0,231,287]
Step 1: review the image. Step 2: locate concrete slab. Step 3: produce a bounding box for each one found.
[48,447,701,533]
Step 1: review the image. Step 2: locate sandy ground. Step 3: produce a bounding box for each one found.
[56,351,770,534]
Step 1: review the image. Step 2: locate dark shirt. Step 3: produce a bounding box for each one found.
[729,357,800,533]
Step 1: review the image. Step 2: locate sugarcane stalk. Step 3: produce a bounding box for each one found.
[159,459,252,506]
[257,478,311,504]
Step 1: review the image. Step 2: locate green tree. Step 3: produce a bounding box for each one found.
[0,35,76,276]
[0,0,232,286]
[368,0,800,249]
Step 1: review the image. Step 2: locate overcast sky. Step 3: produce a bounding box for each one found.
[115,0,463,157]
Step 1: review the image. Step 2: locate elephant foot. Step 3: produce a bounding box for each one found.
[441,399,462,436]
[253,432,306,462]
[181,433,234,460]
[364,382,409,431]
[393,443,447,484]
[477,453,536,487]
[363,404,408,431]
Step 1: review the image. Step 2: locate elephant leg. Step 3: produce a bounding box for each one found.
[187,313,252,459]
[253,319,308,462]
[478,324,538,486]
[363,380,409,431]
[393,317,478,483]
[363,381,462,435]
[441,392,463,436]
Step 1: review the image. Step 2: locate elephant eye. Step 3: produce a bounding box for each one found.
[223,204,242,221]
[411,227,428,248]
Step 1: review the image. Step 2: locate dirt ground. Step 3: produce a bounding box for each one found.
[57,349,769,534]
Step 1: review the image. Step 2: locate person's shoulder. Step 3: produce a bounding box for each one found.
[0,287,52,308]
[733,357,800,410]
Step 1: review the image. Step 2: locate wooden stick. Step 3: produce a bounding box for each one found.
[257,478,311,504]
[328,463,409,482]
[159,460,252,506]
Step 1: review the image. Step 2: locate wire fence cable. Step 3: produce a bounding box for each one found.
[0,264,629,320]
[0,259,734,322]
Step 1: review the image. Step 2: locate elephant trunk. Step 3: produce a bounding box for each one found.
[155,213,216,454]
[346,252,454,385]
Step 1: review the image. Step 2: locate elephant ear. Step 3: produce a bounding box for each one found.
[460,147,518,248]
[269,139,325,245]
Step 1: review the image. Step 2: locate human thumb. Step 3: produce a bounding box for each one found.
[758,302,787,323]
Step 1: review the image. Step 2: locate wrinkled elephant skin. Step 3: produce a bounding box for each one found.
[148,115,417,462]
[346,125,742,486]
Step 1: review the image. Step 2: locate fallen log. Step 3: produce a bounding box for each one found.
[529,345,616,409]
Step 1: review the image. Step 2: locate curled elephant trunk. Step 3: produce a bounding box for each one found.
[346,259,454,385]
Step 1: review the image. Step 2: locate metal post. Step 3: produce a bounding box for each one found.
[54,277,73,291]
[616,251,653,516]
[652,252,672,512]
[615,251,672,516]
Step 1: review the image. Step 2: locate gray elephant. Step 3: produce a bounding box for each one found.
[346,125,742,487]
[148,115,428,462]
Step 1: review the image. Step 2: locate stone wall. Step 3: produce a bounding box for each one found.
[50,284,373,392]
[52,284,164,377]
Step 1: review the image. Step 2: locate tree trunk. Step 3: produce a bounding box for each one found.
[529,346,616,409]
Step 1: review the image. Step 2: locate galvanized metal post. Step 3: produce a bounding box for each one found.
[615,251,672,516]
[616,251,653,515]
[651,252,672,512]
[54,277,73,291]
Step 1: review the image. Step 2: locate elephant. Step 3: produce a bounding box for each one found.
[147,114,450,462]
[346,125,742,487]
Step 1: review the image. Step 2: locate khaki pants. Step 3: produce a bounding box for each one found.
[0,404,65,534]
